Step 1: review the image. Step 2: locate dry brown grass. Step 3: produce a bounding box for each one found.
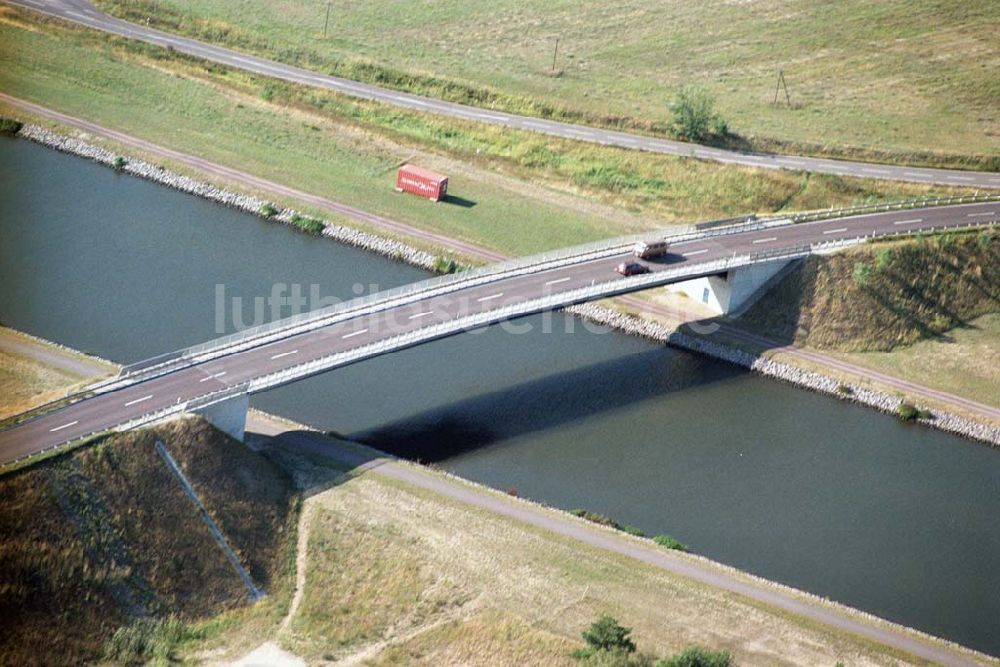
[0,327,116,420]
[0,350,79,419]
[0,418,298,665]
[370,610,578,667]
[285,470,926,666]
[739,229,1000,352]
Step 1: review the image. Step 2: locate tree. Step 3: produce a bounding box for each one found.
[670,87,724,142]
[580,615,637,654]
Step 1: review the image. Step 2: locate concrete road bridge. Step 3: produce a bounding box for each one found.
[1,197,997,468]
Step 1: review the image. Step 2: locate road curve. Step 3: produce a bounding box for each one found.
[249,414,994,667]
[1,201,996,466]
[7,0,1000,190]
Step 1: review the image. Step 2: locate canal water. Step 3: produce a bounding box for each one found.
[2,137,998,656]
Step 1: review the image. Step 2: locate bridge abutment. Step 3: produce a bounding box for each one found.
[193,394,250,442]
[666,258,799,317]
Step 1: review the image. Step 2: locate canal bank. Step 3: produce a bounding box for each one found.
[2,132,999,656]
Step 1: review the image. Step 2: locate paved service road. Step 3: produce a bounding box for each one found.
[1,202,996,465]
[7,0,1000,190]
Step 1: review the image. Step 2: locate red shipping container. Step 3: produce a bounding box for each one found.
[396,164,448,202]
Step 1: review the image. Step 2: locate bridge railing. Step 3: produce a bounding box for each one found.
[99,213,785,389]
[75,193,1000,396]
[787,192,1000,223]
[243,242,866,394]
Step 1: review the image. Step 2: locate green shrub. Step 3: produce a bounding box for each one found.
[652,534,689,552]
[897,401,933,422]
[874,247,893,272]
[622,525,645,537]
[656,646,732,667]
[852,261,872,288]
[0,117,23,135]
[835,384,853,396]
[289,213,325,235]
[573,614,637,659]
[433,256,458,274]
[571,508,621,529]
[102,616,193,666]
[260,202,279,218]
[113,156,127,172]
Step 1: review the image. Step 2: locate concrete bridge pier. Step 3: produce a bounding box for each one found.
[193,393,250,442]
[667,258,799,317]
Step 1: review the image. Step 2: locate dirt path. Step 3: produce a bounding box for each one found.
[0,327,115,380]
[278,499,314,636]
[246,412,994,667]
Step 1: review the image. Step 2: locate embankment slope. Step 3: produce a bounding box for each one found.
[0,416,297,665]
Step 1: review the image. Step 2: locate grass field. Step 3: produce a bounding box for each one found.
[836,312,1000,409]
[0,327,114,420]
[280,455,939,666]
[95,0,1000,168]
[0,8,973,258]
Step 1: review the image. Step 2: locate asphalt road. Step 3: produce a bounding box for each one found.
[8,0,1000,190]
[248,412,992,667]
[1,201,996,465]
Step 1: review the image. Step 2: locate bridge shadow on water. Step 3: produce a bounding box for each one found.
[346,347,747,463]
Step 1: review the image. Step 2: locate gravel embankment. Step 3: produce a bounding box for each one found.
[17,124,439,270]
[566,303,1000,447]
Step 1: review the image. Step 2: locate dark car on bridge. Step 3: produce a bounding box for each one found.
[615,261,649,276]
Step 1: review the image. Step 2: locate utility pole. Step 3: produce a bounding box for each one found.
[323,2,331,39]
[551,37,560,73]
[773,69,791,106]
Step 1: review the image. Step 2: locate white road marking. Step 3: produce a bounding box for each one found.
[199,371,227,382]
[823,227,849,235]
[342,329,368,339]
[685,249,709,256]
[904,172,929,178]
[949,176,975,182]
[893,218,923,225]
[862,168,890,175]
[49,420,79,433]
[477,292,504,302]
[66,10,91,21]
[408,311,434,320]
[967,212,995,217]
[124,395,153,407]
[270,350,298,360]
[752,237,778,244]
[545,277,571,285]
[565,128,592,138]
